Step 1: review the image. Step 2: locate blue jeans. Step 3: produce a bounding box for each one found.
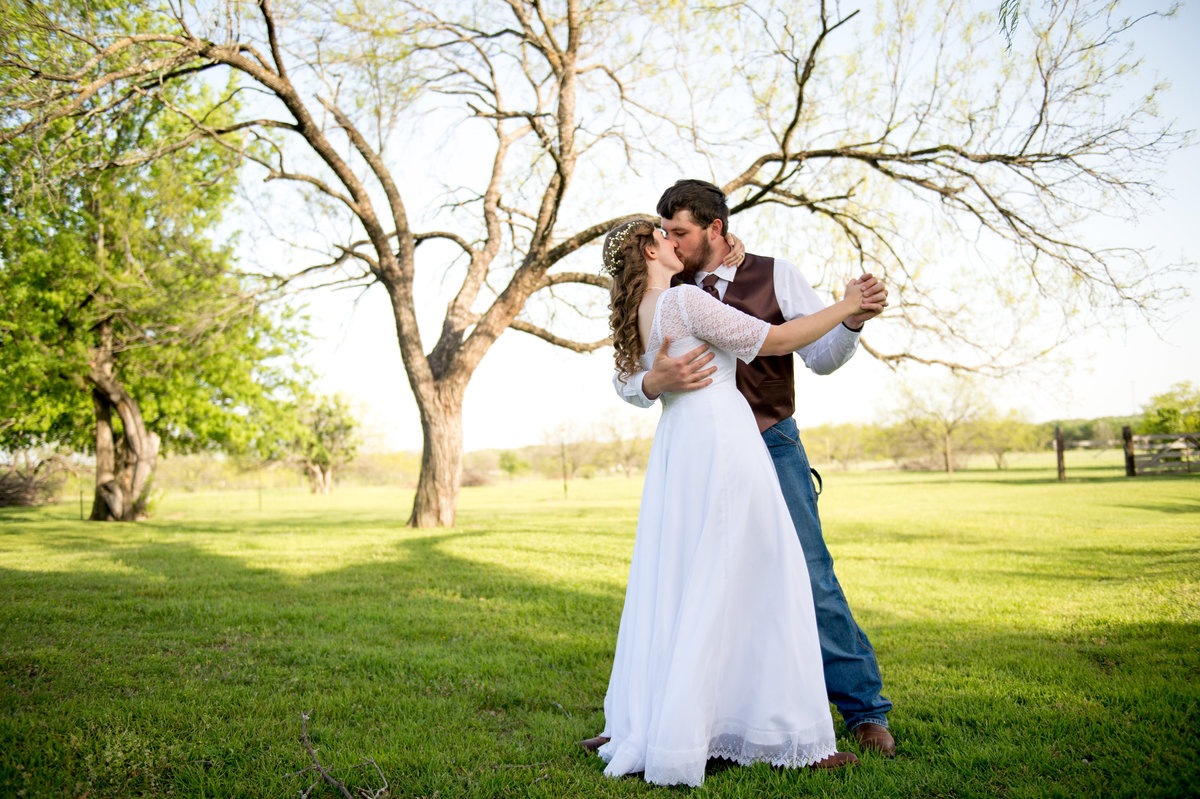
[763,417,892,732]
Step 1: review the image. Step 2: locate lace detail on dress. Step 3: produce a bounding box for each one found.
[602,730,839,787]
[707,732,838,771]
[652,285,769,365]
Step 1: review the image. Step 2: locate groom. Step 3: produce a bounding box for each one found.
[589,179,895,758]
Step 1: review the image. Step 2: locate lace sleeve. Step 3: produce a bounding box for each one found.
[674,285,769,363]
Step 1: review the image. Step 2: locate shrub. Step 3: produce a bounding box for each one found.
[0,465,61,507]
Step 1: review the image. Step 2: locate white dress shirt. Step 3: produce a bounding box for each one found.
[613,258,861,407]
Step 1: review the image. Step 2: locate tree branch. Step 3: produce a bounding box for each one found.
[508,319,609,352]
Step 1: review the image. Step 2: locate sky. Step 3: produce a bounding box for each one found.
[296,3,1199,453]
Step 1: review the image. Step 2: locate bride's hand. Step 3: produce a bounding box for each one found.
[722,232,746,267]
[843,279,865,309]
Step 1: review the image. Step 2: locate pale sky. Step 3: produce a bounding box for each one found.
[295,4,1199,453]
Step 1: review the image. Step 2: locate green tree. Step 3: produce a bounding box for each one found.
[893,376,992,473]
[867,423,917,468]
[803,422,875,470]
[1043,415,1140,444]
[542,423,599,482]
[999,0,1021,48]
[1138,381,1200,434]
[0,49,300,518]
[972,410,1040,469]
[285,394,361,494]
[498,450,530,478]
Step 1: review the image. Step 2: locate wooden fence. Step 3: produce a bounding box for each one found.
[1122,426,1200,476]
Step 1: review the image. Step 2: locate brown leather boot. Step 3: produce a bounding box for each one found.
[851,722,896,757]
[808,751,859,770]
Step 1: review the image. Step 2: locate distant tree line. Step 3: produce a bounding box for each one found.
[5,382,1193,502]
[474,381,1197,481]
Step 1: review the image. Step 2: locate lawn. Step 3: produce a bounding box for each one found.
[1,455,1197,797]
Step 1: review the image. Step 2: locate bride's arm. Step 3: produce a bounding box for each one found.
[676,282,879,364]
[759,281,878,356]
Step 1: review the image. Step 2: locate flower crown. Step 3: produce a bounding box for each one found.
[602,223,642,276]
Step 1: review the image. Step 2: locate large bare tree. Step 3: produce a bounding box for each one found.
[1,0,1182,525]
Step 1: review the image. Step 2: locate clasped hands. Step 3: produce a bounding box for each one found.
[844,273,888,330]
[641,272,888,399]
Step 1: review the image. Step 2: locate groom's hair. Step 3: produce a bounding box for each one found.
[657,179,729,236]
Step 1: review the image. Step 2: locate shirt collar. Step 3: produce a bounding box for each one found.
[694,263,739,284]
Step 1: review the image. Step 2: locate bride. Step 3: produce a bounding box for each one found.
[593,218,882,786]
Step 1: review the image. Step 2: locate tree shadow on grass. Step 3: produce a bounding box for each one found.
[0,521,634,796]
[1109,500,1200,515]
[894,542,1200,584]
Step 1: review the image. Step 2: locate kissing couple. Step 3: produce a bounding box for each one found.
[580,180,895,786]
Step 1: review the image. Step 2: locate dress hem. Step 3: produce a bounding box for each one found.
[600,735,839,787]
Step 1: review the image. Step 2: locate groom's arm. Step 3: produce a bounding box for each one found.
[613,370,657,408]
[774,258,883,375]
[612,338,717,406]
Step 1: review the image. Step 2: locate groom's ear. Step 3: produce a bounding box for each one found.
[708,218,725,239]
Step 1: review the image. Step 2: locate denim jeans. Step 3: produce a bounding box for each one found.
[763,417,892,732]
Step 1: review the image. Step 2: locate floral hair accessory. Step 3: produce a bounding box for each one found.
[601,222,641,276]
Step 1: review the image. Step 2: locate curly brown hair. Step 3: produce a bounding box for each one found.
[604,219,658,385]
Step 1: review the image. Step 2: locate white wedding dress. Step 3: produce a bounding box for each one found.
[598,285,837,786]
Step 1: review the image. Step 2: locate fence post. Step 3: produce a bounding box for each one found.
[559,424,568,499]
[1055,426,1066,482]
[1123,426,1136,477]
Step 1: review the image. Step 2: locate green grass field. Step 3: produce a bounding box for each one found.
[2,454,1198,797]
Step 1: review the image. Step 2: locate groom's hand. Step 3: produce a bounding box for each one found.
[642,337,716,399]
[844,273,889,331]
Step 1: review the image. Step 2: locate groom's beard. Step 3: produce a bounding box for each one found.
[679,237,714,275]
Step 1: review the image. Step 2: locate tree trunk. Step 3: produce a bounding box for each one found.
[90,388,121,520]
[88,321,160,521]
[943,434,954,474]
[89,387,160,521]
[409,388,465,528]
[305,463,333,494]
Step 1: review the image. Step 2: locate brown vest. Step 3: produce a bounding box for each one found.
[715,253,795,433]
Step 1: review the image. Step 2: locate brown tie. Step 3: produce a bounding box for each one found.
[701,273,720,299]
